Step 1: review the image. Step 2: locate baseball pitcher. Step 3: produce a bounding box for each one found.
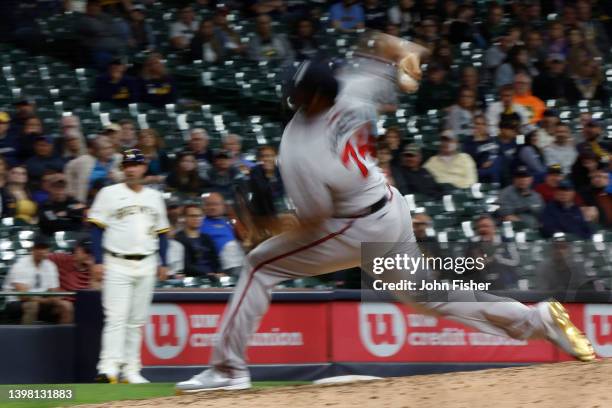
[88,148,170,384]
[176,35,594,393]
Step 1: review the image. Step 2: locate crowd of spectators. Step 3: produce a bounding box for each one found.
[0,0,611,322]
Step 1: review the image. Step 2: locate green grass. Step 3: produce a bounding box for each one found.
[0,382,309,408]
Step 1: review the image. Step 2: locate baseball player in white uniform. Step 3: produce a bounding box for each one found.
[88,148,170,384]
[176,38,594,393]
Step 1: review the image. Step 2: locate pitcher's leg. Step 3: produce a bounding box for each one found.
[373,233,549,340]
[210,262,281,377]
[211,220,359,378]
[423,296,547,340]
[384,234,592,357]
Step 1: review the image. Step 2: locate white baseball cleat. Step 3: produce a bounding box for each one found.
[175,369,252,394]
[120,372,150,384]
[537,300,595,362]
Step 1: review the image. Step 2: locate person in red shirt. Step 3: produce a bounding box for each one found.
[535,164,584,205]
[48,239,97,294]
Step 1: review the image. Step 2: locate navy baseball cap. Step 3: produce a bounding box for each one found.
[76,238,92,254]
[33,234,51,249]
[513,166,531,178]
[558,179,574,190]
[547,164,562,174]
[34,135,53,144]
[213,149,232,159]
[543,109,558,118]
[122,148,145,164]
[586,119,602,128]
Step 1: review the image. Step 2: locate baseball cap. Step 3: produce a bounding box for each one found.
[499,113,520,129]
[76,238,92,254]
[547,53,565,62]
[586,119,602,128]
[403,144,421,156]
[547,164,563,175]
[104,123,121,132]
[0,112,10,123]
[50,174,67,188]
[33,234,51,249]
[522,124,538,135]
[440,130,457,141]
[13,99,35,107]
[122,148,145,164]
[558,179,574,190]
[165,196,182,208]
[131,4,145,12]
[214,149,232,159]
[542,109,558,118]
[578,147,599,160]
[34,135,53,144]
[107,59,124,68]
[426,62,446,72]
[513,165,531,178]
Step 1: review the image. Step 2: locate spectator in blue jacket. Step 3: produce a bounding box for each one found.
[330,0,365,32]
[540,179,592,239]
[175,204,221,280]
[496,113,520,187]
[24,136,65,188]
[463,114,501,184]
[94,60,139,105]
[207,149,243,202]
[127,5,155,52]
[200,192,245,276]
[514,130,547,183]
[249,145,285,217]
[139,53,177,107]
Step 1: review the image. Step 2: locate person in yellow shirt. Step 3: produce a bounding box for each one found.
[512,73,545,124]
[423,130,477,189]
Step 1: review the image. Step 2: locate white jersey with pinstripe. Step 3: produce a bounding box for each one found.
[88,183,170,255]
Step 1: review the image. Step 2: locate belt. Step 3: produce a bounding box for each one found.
[336,196,388,219]
[106,251,152,261]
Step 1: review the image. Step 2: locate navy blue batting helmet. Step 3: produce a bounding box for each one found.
[286,59,339,109]
[122,148,145,164]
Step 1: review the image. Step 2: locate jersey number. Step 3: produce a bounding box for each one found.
[341,124,375,178]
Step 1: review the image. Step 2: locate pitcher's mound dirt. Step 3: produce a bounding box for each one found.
[82,360,609,408]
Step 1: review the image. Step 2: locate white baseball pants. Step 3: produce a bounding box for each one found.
[210,186,550,378]
[97,254,157,376]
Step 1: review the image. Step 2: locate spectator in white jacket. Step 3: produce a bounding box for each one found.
[445,88,482,138]
[544,123,578,175]
[485,84,529,137]
[64,136,122,203]
[247,14,294,62]
[169,6,199,50]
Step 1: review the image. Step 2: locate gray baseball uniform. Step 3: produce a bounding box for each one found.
[208,97,550,378]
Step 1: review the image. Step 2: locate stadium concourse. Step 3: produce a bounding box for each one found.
[0,0,609,340]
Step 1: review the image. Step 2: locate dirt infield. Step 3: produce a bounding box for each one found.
[80,360,610,408]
